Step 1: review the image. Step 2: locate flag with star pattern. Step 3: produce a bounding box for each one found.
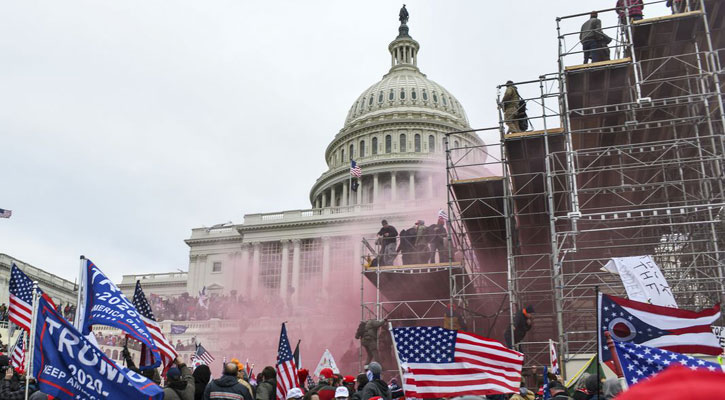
[391,326,523,398]
[9,264,44,332]
[613,341,723,386]
[275,323,299,400]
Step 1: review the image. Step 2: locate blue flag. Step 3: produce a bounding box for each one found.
[542,366,551,400]
[33,294,163,399]
[81,258,161,369]
[170,324,188,335]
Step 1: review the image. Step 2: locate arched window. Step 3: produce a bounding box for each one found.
[389,89,395,101]
[349,144,354,159]
[400,88,406,100]
[378,91,384,104]
[454,140,459,149]
[360,140,366,157]
[372,137,378,155]
[414,134,421,152]
[400,134,407,152]
[442,95,448,106]
[422,89,428,101]
[428,135,436,152]
[411,88,417,100]
[341,148,345,162]
[385,135,392,153]
[369,94,374,106]
[433,92,439,104]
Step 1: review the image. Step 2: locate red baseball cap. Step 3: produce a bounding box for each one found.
[343,375,355,384]
[319,368,334,379]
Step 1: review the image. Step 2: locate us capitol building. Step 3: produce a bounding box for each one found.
[119,12,485,367]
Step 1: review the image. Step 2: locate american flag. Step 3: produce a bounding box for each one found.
[391,326,523,398]
[350,160,362,177]
[10,333,25,374]
[276,323,299,400]
[9,264,37,332]
[132,281,178,372]
[0,208,11,218]
[613,341,723,386]
[190,343,215,366]
[438,209,449,222]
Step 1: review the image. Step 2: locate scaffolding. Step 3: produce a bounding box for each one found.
[444,0,725,372]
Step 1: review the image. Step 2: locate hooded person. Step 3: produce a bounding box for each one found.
[601,379,621,400]
[193,364,211,400]
[584,374,602,400]
[255,366,277,400]
[164,357,196,400]
[204,362,254,400]
[351,373,368,400]
[361,362,390,400]
[550,381,574,400]
[311,368,337,400]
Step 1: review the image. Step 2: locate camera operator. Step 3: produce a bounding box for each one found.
[0,355,36,399]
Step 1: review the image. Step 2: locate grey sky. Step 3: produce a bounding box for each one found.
[1,0,661,282]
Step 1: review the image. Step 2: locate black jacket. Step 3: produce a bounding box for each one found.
[361,379,391,400]
[204,375,254,400]
[377,226,398,247]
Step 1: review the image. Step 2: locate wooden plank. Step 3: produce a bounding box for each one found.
[632,10,702,25]
[451,176,503,185]
[565,58,631,72]
[504,127,565,139]
[364,262,462,272]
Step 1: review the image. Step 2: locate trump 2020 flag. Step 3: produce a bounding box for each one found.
[391,326,523,398]
[32,294,163,400]
[80,258,162,369]
[598,293,721,362]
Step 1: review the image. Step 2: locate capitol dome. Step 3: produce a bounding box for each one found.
[309,14,483,209]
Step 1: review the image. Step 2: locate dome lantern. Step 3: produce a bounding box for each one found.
[388,5,419,72]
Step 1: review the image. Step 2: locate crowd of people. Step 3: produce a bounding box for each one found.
[147,292,246,321]
[0,302,75,323]
[373,217,453,267]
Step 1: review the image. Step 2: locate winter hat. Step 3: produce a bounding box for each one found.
[319,367,335,379]
[368,362,382,379]
[585,373,601,394]
[335,387,349,398]
[286,388,304,400]
[549,381,566,393]
[167,366,182,381]
[0,355,9,367]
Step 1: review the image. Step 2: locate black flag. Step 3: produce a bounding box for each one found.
[351,179,359,192]
[293,339,301,368]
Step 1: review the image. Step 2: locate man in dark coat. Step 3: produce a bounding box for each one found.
[204,362,254,400]
[255,366,277,400]
[377,220,398,266]
[164,357,195,400]
[360,362,390,400]
[427,217,449,263]
[396,228,415,265]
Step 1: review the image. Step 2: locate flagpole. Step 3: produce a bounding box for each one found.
[387,322,406,394]
[73,256,86,331]
[595,286,601,386]
[24,282,39,400]
[604,331,628,391]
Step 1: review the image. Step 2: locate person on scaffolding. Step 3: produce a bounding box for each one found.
[396,226,415,265]
[427,216,449,263]
[580,11,610,64]
[502,81,528,134]
[413,220,430,264]
[616,0,644,24]
[376,219,398,266]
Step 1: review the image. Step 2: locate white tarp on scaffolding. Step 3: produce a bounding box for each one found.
[602,255,678,308]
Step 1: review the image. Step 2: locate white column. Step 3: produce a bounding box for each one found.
[331,186,336,208]
[342,182,349,206]
[322,237,331,292]
[322,193,327,208]
[409,173,415,200]
[373,174,379,204]
[291,239,301,301]
[391,172,397,201]
[250,242,261,297]
[280,240,290,297]
[356,178,363,204]
[315,197,321,209]
[428,175,434,198]
[240,243,251,295]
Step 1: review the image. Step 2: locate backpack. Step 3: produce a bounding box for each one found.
[355,321,366,339]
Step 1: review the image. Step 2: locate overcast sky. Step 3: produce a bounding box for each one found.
[2,0,667,283]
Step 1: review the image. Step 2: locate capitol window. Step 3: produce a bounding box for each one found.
[414,134,421,152]
[385,135,392,153]
[378,91,383,104]
[411,89,417,100]
[341,149,345,163]
[400,88,406,100]
[433,92,439,104]
[212,262,222,273]
[360,140,366,157]
[400,134,407,152]
[389,89,395,101]
[442,95,448,106]
[429,135,436,152]
[372,137,378,155]
[369,94,374,106]
[349,144,354,159]
[422,89,428,101]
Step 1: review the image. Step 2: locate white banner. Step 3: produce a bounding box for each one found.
[313,349,339,377]
[602,255,677,308]
[712,326,725,351]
